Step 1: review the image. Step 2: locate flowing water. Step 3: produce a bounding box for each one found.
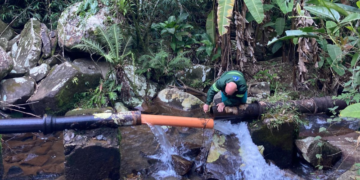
[147,121,296,180]
[148,125,180,180]
[214,121,294,180]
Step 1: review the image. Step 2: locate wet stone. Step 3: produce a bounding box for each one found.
[250,120,296,168]
[63,108,120,180]
[171,155,193,176]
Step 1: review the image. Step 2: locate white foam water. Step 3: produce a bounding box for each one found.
[148,125,181,180]
[214,121,295,180]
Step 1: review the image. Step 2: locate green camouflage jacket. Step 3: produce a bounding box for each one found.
[205,70,247,106]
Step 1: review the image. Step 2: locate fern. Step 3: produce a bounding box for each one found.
[73,24,132,65]
[137,42,191,81]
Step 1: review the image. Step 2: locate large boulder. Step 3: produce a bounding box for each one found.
[122,65,157,109]
[57,2,120,51]
[27,59,102,115]
[0,77,35,104]
[0,19,15,40]
[0,47,13,80]
[151,88,204,117]
[295,137,342,169]
[250,120,296,168]
[176,64,213,91]
[13,18,42,74]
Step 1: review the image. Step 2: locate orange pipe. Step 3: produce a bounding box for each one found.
[141,114,214,129]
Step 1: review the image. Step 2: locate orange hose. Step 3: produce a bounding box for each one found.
[141,114,214,129]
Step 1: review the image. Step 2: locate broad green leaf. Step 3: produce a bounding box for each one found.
[272,41,283,53]
[293,37,299,45]
[244,0,265,23]
[332,65,346,76]
[327,44,342,61]
[335,3,360,13]
[351,53,360,67]
[300,27,325,33]
[206,10,216,44]
[264,4,275,11]
[296,3,304,16]
[167,28,175,34]
[316,154,322,159]
[267,30,317,45]
[326,21,338,34]
[285,30,307,36]
[319,127,327,132]
[342,13,360,24]
[307,0,349,16]
[314,136,321,140]
[340,103,360,118]
[276,0,293,14]
[357,1,360,9]
[304,6,340,22]
[217,0,236,36]
[275,18,285,35]
[246,12,255,22]
[263,22,275,28]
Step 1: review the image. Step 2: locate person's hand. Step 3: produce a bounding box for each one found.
[217,102,225,112]
[203,104,209,113]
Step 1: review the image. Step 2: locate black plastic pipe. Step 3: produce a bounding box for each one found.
[0,111,141,134]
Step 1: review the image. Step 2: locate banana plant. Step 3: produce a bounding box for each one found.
[267,0,360,78]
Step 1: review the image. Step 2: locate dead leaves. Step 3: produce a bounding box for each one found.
[295,10,319,82]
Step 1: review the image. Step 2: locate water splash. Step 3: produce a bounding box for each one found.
[214,121,295,180]
[148,125,181,180]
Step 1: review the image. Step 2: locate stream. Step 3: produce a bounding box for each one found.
[1,114,360,179]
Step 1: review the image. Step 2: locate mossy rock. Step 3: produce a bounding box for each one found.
[250,120,297,168]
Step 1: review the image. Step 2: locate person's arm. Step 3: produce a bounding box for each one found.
[205,82,221,105]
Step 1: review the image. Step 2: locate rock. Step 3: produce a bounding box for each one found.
[0,19,15,40]
[0,37,8,50]
[28,59,102,115]
[0,77,35,104]
[152,88,204,117]
[122,65,157,109]
[43,56,62,67]
[50,30,57,55]
[65,107,113,116]
[40,24,51,59]
[57,2,120,51]
[250,120,296,168]
[176,64,213,91]
[0,47,14,80]
[5,166,24,179]
[63,108,120,180]
[171,155,193,176]
[21,154,50,166]
[204,132,242,179]
[295,137,342,169]
[119,124,213,178]
[248,82,270,99]
[114,102,128,112]
[29,63,50,82]
[13,18,42,71]
[337,163,360,180]
[7,34,20,52]
[119,125,159,176]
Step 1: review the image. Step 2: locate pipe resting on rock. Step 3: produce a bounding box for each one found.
[211,96,347,122]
